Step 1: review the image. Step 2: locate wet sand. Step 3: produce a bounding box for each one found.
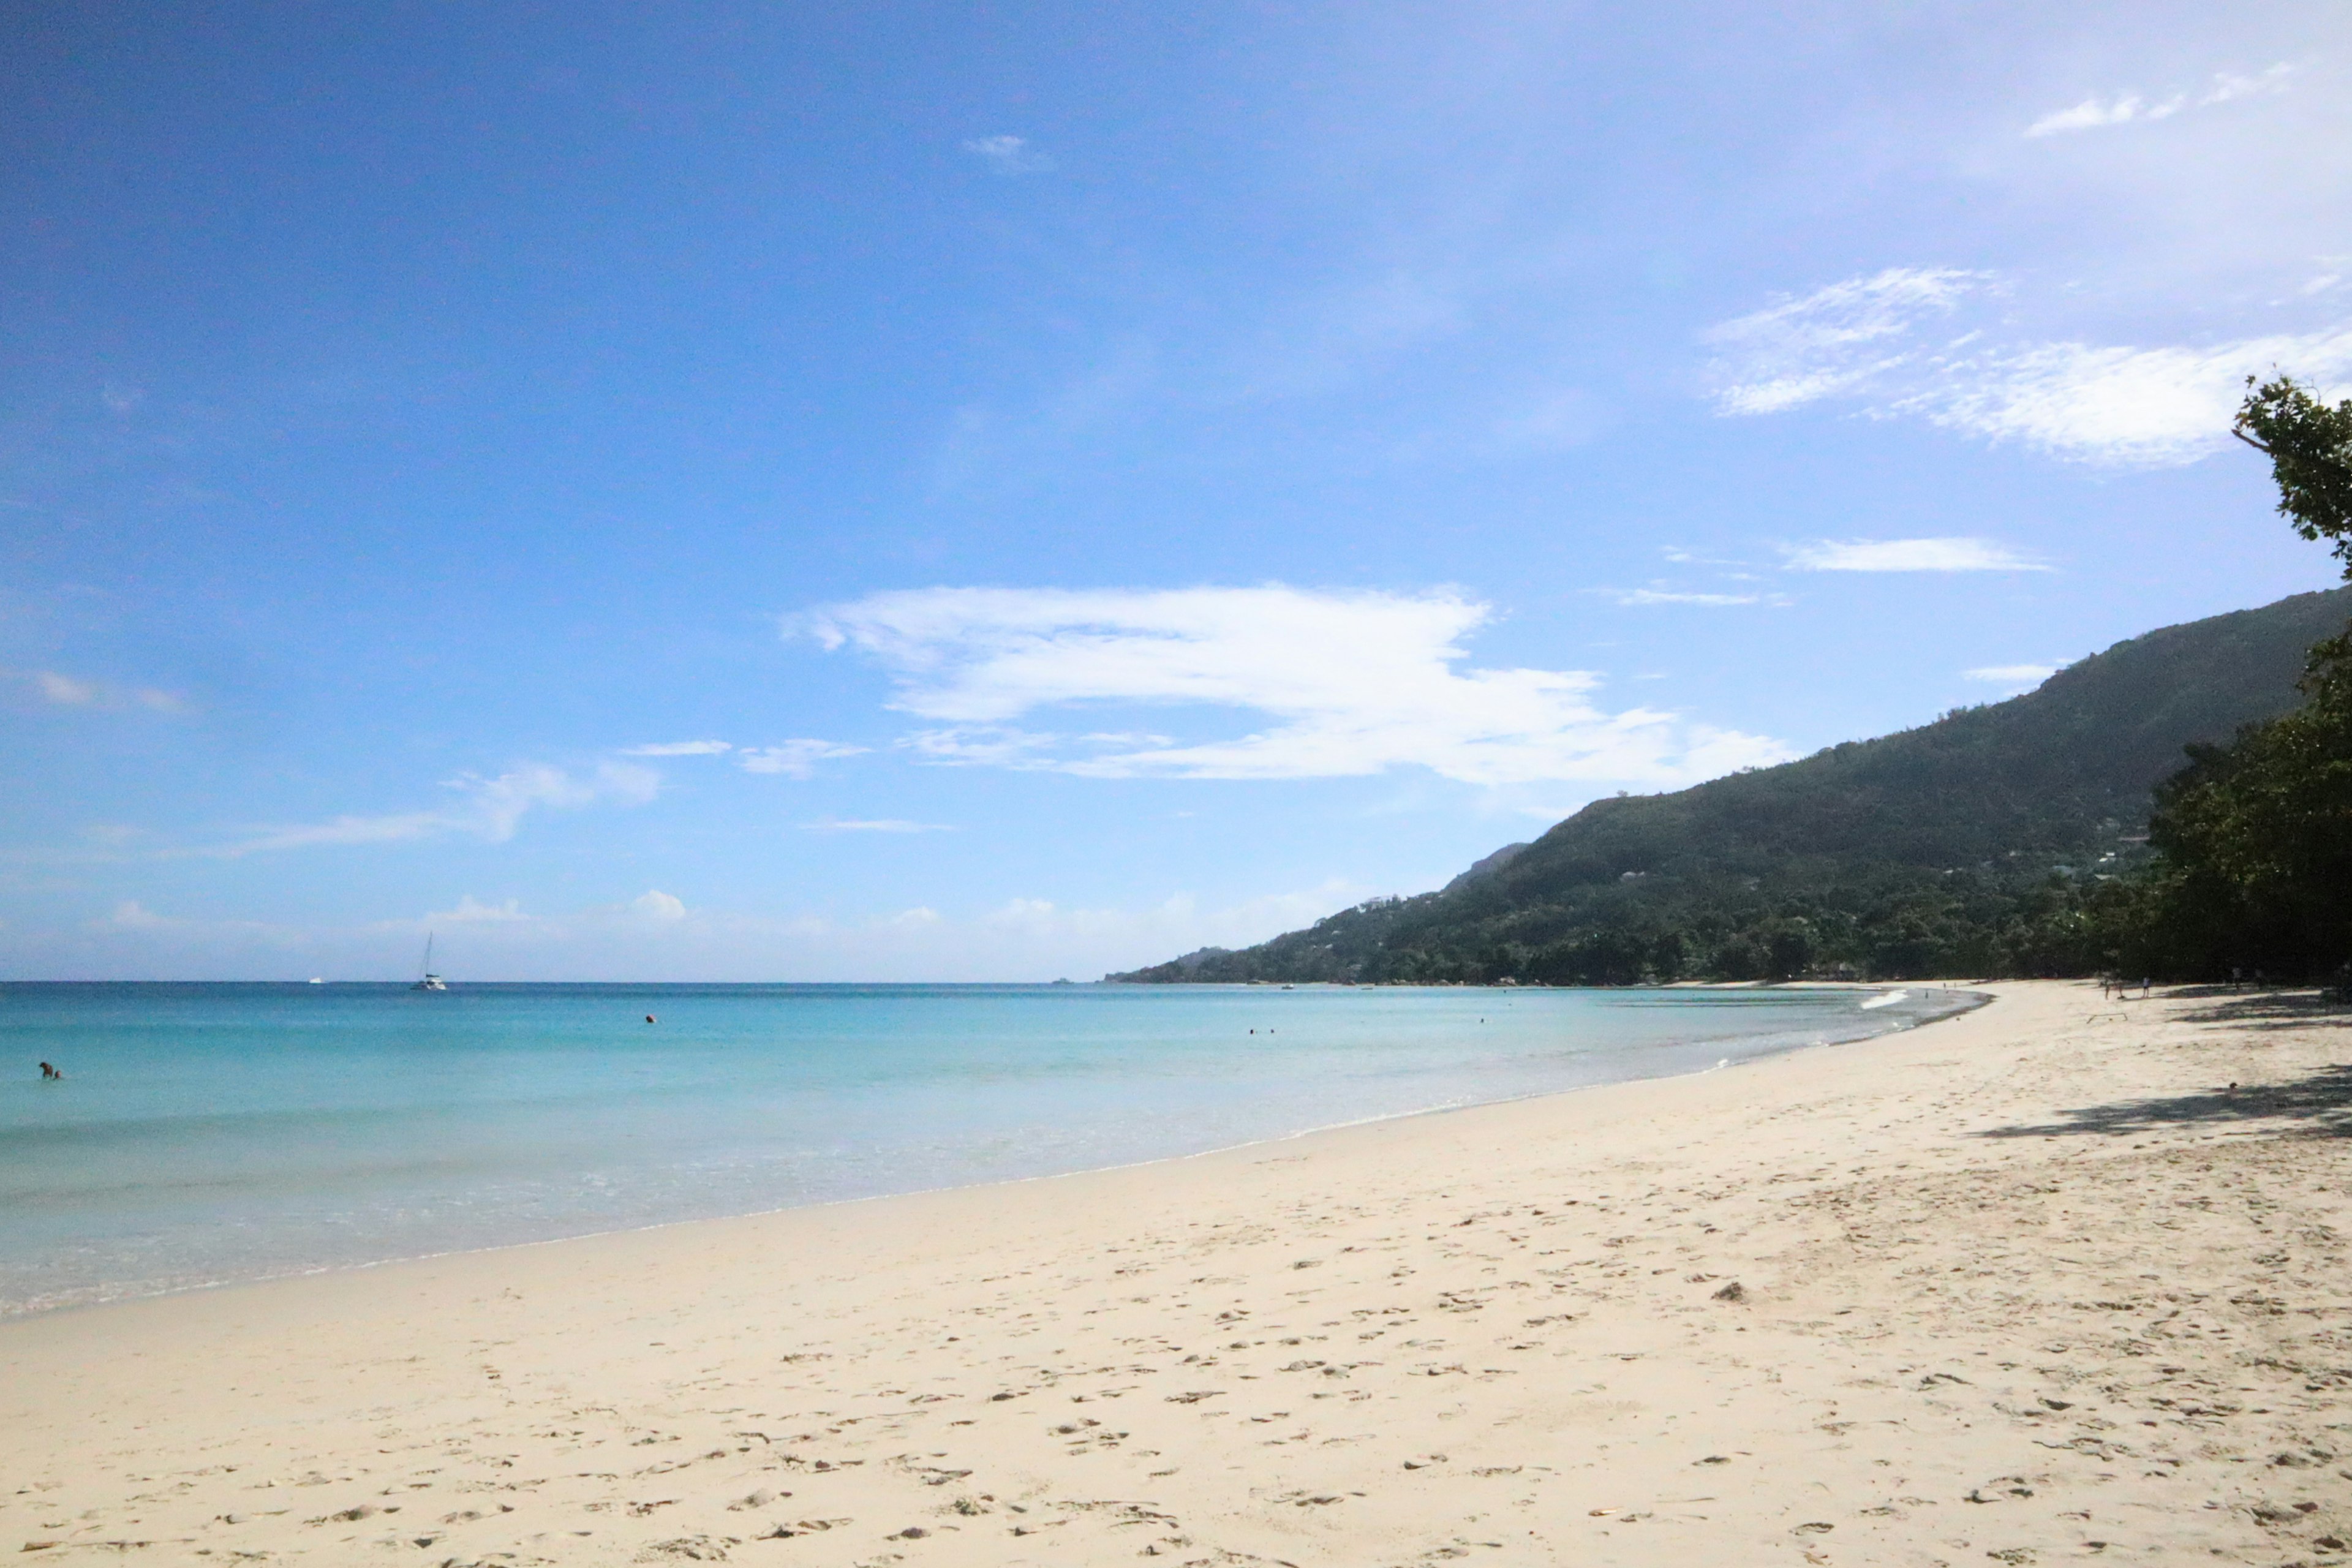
[4,979,2346,1565]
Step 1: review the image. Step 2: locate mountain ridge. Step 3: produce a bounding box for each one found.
[1109,587,2352,985]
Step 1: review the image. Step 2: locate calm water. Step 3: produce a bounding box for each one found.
[0,982,1977,1317]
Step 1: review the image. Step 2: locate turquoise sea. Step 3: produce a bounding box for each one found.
[0,982,1977,1318]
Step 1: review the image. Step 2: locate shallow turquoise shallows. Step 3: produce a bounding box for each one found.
[0,982,1975,1317]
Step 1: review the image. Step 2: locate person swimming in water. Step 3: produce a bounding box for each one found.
[39,1061,61,1080]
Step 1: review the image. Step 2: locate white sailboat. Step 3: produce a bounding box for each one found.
[412,934,448,992]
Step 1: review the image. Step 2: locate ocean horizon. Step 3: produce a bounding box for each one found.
[1,981,1978,1319]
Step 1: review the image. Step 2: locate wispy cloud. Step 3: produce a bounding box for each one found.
[622,737,864,777]
[1705,268,1989,416]
[805,586,1790,787]
[1605,589,1784,607]
[427,895,529,923]
[1782,538,2049,573]
[1658,547,1749,568]
[2026,64,2295,137]
[1901,329,2352,465]
[89,900,290,943]
[900,726,1060,767]
[1709,270,2352,466]
[201,762,660,858]
[56,877,1398,984]
[799,818,954,834]
[737,739,869,778]
[961,134,1052,175]
[1965,662,2067,688]
[409,887,687,935]
[36,671,98,704]
[623,740,733,756]
[5,666,188,713]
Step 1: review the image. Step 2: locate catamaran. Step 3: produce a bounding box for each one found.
[412,934,447,992]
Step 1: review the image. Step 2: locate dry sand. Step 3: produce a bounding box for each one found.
[3,980,2348,1566]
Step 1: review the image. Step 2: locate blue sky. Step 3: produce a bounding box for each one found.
[4,0,2348,980]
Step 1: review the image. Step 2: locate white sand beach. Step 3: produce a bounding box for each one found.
[4,980,2346,1566]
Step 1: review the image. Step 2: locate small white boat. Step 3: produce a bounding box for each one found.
[412,935,447,992]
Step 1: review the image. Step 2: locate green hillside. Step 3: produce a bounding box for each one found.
[1110,587,2352,985]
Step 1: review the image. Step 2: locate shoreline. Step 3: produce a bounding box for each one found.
[2,983,1981,1325]
[5,979,2342,1564]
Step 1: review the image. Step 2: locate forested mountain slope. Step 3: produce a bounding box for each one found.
[1110,587,2352,984]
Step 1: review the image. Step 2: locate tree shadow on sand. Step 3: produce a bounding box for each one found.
[2168,989,2352,1034]
[1980,995,2352,1140]
[1978,1065,2352,1140]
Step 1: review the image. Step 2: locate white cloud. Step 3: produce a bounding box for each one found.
[1709,269,2352,466]
[1705,268,1989,415]
[962,134,1052,174]
[624,740,733,756]
[2027,64,2295,137]
[737,739,868,778]
[7,666,188,713]
[1079,729,1176,746]
[36,671,97,704]
[1900,328,2352,464]
[617,737,864,778]
[900,726,1061,767]
[1965,663,2065,687]
[800,818,954,833]
[204,761,661,858]
[1782,537,2049,573]
[1607,589,1780,607]
[804,586,1790,787]
[83,900,292,944]
[2027,95,2155,138]
[36,875,1397,984]
[631,889,687,922]
[2203,64,2299,106]
[428,895,528,923]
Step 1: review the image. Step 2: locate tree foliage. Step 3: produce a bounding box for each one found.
[2112,376,2352,981]
[2236,374,2352,573]
[2113,666,2352,979]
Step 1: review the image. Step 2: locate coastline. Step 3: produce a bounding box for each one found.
[4,979,2343,1564]
[0,982,1973,1322]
